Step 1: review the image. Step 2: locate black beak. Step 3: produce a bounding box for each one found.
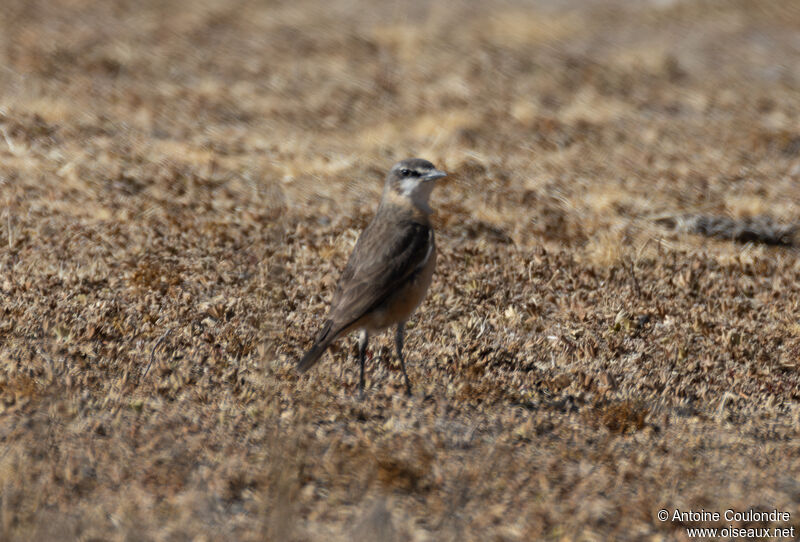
[423,169,447,181]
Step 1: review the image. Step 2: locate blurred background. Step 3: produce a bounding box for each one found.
[3,0,799,247]
[1,0,800,540]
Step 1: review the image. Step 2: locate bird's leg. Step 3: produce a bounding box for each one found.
[358,330,369,399]
[395,323,412,396]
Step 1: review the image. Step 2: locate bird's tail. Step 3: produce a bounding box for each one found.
[297,320,337,373]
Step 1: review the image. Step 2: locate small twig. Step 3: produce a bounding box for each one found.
[2,183,11,250]
[143,328,174,379]
[6,206,11,250]
[715,391,735,423]
[624,258,641,298]
[0,126,17,155]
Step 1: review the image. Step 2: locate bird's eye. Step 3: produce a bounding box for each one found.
[399,168,413,176]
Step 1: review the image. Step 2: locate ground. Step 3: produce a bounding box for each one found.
[1,0,799,540]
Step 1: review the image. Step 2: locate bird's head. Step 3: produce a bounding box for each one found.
[383,158,447,213]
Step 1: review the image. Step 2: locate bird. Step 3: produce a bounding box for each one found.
[297,158,447,396]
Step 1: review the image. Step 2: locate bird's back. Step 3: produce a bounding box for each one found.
[327,205,434,334]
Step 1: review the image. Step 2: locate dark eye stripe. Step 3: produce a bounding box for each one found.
[399,168,419,177]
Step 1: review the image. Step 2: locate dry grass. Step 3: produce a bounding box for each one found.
[1,0,800,540]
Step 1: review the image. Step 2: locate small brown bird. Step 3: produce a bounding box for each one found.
[297,158,447,396]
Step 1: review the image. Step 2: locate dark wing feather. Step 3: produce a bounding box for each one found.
[328,212,433,333]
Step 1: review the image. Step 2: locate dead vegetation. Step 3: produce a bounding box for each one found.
[1,0,800,540]
[655,214,799,246]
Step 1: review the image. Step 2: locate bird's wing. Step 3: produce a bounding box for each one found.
[327,214,433,333]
